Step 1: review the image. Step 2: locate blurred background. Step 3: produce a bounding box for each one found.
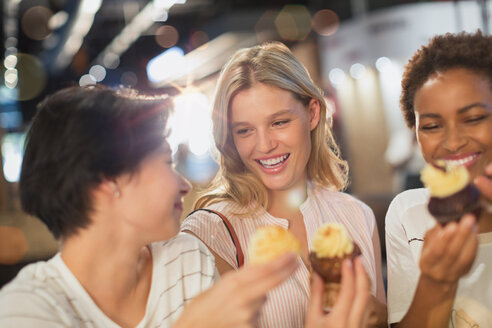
[0,0,490,286]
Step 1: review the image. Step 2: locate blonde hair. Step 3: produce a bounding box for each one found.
[195,42,348,212]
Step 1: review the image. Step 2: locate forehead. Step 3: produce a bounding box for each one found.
[415,68,492,113]
[230,83,303,121]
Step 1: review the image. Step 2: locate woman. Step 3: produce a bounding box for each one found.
[0,85,371,328]
[182,42,387,327]
[0,86,299,327]
[386,30,492,327]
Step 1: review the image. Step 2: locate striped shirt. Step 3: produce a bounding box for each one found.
[181,184,378,328]
[0,233,218,328]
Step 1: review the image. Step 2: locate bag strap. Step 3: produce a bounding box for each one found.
[188,209,244,267]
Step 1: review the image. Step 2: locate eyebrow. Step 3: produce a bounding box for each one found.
[230,109,295,129]
[418,102,491,119]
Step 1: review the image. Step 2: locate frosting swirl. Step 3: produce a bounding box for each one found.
[312,223,354,258]
[248,226,301,264]
[421,163,469,198]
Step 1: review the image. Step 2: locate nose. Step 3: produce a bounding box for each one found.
[256,129,276,153]
[443,126,467,152]
[179,176,191,197]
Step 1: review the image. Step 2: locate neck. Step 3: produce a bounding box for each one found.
[61,220,153,308]
[267,180,308,219]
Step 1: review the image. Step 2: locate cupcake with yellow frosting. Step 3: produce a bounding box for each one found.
[421,162,481,225]
[309,223,361,309]
[248,226,301,264]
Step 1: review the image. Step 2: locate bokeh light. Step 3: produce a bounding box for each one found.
[79,74,96,86]
[13,53,46,100]
[275,5,312,41]
[375,57,392,72]
[167,91,213,157]
[4,55,17,69]
[350,63,366,80]
[21,6,53,41]
[329,68,346,85]
[146,46,184,83]
[120,71,138,87]
[89,65,107,82]
[312,9,339,36]
[103,52,120,69]
[155,25,179,48]
[255,10,278,42]
[190,30,209,49]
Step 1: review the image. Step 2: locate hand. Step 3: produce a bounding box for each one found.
[174,253,298,328]
[475,162,492,201]
[419,214,478,285]
[305,258,370,328]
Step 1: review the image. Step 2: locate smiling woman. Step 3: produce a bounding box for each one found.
[182,41,387,327]
[386,30,492,328]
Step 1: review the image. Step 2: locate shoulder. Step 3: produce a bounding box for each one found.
[386,188,429,224]
[317,188,371,209]
[153,232,213,258]
[386,188,434,238]
[0,258,72,325]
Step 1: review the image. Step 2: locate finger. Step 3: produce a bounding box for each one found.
[438,217,475,267]
[331,259,355,318]
[306,272,324,319]
[485,163,492,175]
[348,258,370,328]
[421,224,452,266]
[475,175,492,200]
[454,223,479,276]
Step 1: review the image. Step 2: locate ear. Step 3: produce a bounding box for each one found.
[308,98,321,131]
[96,178,121,199]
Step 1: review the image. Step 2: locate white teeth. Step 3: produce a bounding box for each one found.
[258,154,289,167]
[444,155,477,166]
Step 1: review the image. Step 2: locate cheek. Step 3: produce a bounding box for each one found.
[416,134,437,162]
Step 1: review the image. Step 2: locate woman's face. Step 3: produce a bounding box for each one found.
[414,68,492,180]
[229,83,320,193]
[117,140,191,241]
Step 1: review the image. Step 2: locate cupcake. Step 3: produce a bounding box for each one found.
[248,226,301,265]
[421,162,481,225]
[309,223,361,309]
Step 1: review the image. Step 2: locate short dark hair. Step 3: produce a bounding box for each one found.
[400,30,492,128]
[19,85,171,239]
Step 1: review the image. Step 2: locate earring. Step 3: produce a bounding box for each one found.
[112,184,121,198]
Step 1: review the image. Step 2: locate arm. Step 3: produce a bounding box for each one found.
[305,258,370,328]
[173,253,298,328]
[183,230,234,275]
[393,214,478,328]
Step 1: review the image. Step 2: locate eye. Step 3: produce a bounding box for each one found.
[419,123,440,131]
[234,127,252,136]
[465,115,488,124]
[272,119,290,127]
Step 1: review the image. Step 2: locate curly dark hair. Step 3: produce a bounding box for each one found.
[400,30,492,128]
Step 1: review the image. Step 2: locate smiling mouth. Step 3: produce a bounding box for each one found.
[443,154,478,167]
[256,154,290,168]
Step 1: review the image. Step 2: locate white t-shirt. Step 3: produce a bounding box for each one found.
[386,188,492,327]
[0,232,218,328]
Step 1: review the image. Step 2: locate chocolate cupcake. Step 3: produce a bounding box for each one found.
[421,163,481,225]
[309,223,361,309]
[248,226,301,265]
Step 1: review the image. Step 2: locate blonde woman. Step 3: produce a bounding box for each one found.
[182,42,387,327]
